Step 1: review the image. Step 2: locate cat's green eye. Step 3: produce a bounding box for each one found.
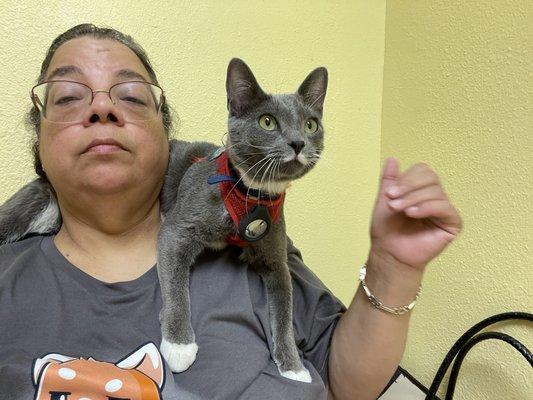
[304,118,318,134]
[258,114,277,131]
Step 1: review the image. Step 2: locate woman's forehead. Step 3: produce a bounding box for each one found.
[46,37,151,83]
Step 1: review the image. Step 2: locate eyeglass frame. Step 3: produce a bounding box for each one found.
[30,79,166,122]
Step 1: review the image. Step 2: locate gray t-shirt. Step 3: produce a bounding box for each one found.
[0,235,345,399]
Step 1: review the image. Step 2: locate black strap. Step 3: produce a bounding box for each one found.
[425,312,533,399]
[444,331,533,400]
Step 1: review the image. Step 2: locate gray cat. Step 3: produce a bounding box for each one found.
[0,58,328,382]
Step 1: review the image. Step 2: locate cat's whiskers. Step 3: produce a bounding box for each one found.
[237,151,268,159]
[221,141,240,152]
[266,159,281,207]
[256,158,271,204]
[232,155,258,170]
[310,151,324,160]
[225,138,266,152]
[259,158,277,206]
[224,141,264,157]
[224,155,271,203]
[245,157,273,212]
[240,140,272,150]
[305,151,326,167]
[257,159,268,201]
[225,141,272,161]
[274,159,282,187]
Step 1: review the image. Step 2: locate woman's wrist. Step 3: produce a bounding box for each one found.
[362,247,424,309]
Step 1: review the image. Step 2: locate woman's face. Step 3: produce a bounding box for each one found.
[39,37,169,198]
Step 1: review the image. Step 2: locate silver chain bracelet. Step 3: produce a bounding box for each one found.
[359,263,422,316]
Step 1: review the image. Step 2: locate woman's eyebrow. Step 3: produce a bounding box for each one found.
[45,66,149,82]
[116,68,149,82]
[46,65,83,81]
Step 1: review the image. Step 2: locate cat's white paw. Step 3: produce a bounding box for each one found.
[279,367,312,383]
[160,338,198,373]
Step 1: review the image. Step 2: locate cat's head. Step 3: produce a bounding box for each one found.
[226,58,327,194]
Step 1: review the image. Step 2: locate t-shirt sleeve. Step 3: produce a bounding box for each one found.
[286,236,347,386]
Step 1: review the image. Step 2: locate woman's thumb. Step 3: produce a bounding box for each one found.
[380,157,400,194]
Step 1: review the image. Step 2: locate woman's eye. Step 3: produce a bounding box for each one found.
[55,96,81,105]
[121,96,147,105]
[258,114,277,131]
[304,118,318,134]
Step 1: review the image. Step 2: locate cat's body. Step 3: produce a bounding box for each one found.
[0,177,60,244]
[0,58,328,382]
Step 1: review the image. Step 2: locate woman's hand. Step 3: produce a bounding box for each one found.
[369,157,463,273]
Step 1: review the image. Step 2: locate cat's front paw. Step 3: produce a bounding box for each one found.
[160,337,198,373]
[279,367,312,383]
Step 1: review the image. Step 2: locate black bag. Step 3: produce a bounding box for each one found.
[378,312,532,399]
[425,311,533,400]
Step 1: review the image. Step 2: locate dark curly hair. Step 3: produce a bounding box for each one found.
[27,24,175,182]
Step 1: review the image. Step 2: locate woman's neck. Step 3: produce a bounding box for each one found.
[53,195,161,283]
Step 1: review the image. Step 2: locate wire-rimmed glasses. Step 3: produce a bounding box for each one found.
[31,80,165,123]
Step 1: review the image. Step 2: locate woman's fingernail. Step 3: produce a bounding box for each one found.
[387,186,399,196]
[389,199,402,208]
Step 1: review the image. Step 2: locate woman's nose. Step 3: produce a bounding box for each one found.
[82,91,126,126]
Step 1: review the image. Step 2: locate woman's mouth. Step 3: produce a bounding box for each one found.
[85,144,125,154]
[83,138,127,154]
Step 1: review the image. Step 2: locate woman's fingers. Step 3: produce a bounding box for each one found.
[388,184,445,211]
[386,163,441,198]
[406,199,462,234]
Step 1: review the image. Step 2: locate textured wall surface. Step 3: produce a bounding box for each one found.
[0,1,386,305]
[382,1,532,399]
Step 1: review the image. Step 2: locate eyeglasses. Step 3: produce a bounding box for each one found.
[31,80,165,123]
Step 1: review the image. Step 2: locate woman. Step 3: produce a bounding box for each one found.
[0,24,462,400]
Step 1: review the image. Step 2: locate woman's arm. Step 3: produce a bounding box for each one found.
[327,157,462,400]
[327,249,423,400]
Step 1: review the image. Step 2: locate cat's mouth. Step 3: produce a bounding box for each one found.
[282,153,309,166]
[275,154,317,180]
[282,153,312,168]
[234,153,318,186]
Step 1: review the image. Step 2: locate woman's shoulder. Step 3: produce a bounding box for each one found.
[0,234,46,271]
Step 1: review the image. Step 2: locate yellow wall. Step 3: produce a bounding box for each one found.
[0,1,530,399]
[382,1,532,399]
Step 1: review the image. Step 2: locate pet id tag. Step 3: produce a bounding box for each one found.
[238,205,271,242]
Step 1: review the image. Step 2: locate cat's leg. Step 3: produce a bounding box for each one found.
[244,228,312,383]
[156,218,205,373]
[0,178,60,245]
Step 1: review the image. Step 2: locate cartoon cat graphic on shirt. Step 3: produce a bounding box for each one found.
[0,58,327,382]
[33,342,164,400]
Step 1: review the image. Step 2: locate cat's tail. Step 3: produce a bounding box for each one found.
[0,178,60,246]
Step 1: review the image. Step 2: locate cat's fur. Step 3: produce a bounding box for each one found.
[0,58,327,382]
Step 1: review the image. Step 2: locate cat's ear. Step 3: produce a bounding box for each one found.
[116,342,164,388]
[33,353,76,385]
[297,67,328,113]
[226,58,267,117]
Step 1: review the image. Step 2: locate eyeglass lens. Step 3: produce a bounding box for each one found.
[33,81,162,123]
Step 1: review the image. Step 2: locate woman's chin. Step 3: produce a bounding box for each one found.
[80,168,140,195]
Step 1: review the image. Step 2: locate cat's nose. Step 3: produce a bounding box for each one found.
[289,140,305,155]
